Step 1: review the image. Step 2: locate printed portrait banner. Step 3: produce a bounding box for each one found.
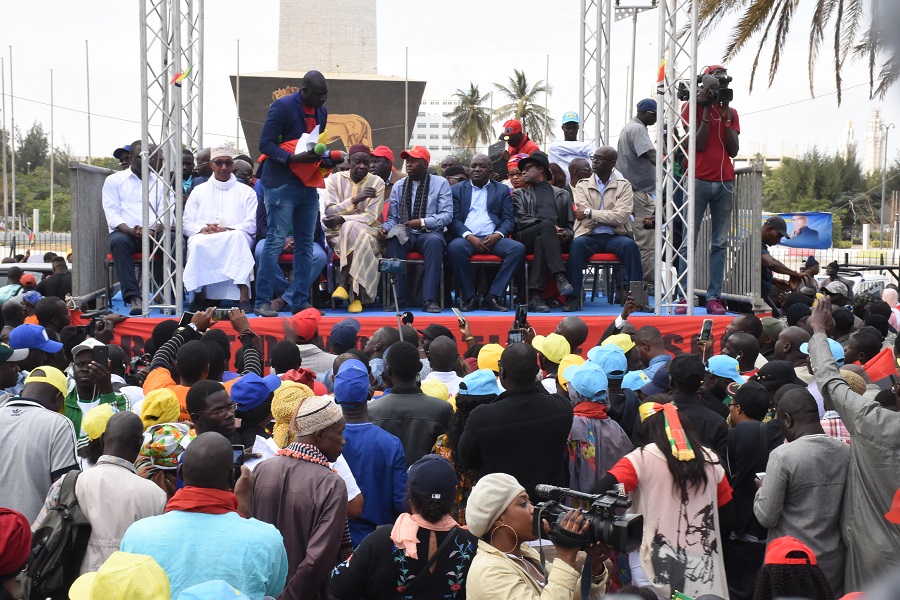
[764,212,833,249]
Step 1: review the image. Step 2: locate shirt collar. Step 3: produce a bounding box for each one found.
[96,455,138,473]
[648,354,672,366]
[822,410,841,419]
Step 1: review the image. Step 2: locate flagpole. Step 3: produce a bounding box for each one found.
[236,39,240,149]
[50,68,54,234]
[85,40,92,163]
[543,54,549,146]
[8,46,16,239]
[1,57,8,244]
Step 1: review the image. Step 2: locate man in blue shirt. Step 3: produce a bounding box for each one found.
[255,70,336,317]
[634,326,672,380]
[333,356,407,547]
[382,146,453,313]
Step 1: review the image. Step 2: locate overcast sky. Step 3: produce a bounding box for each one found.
[1,0,897,168]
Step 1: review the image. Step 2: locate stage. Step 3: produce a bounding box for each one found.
[83,293,734,364]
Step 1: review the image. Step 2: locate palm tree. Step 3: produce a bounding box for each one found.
[697,0,896,104]
[445,84,494,155]
[493,70,553,145]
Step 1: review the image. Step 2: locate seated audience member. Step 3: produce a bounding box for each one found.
[447,154,524,312]
[135,422,192,500]
[458,343,573,500]
[333,357,407,546]
[0,508,33,600]
[752,537,834,600]
[511,151,574,312]
[330,455,478,599]
[464,473,609,599]
[382,146,452,313]
[443,164,469,186]
[369,341,453,466]
[423,336,463,396]
[0,366,78,522]
[122,432,287,598]
[754,387,850,595]
[33,411,166,574]
[323,144,386,312]
[101,139,169,315]
[183,146,257,312]
[369,145,404,199]
[253,395,349,600]
[503,153,528,189]
[35,256,72,299]
[68,551,170,600]
[67,339,130,452]
[432,369,501,525]
[564,146,643,312]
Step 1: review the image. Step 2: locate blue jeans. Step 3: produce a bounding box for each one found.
[254,238,326,307]
[678,179,733,301]
[447,237,525,301]
[386,232,445,304]
[255,179,320,309]
[566,233,643,296]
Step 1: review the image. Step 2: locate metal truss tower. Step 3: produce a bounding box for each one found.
[579,0,611,146]
[654,0,697,315]
[138,0,204,315]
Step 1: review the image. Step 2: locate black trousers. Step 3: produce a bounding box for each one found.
[515,220,566,291]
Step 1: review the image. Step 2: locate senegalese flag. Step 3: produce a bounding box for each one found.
[656,57,666,83]
[170,66,193,85]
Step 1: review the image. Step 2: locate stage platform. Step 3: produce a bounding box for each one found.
[84,293,734,362]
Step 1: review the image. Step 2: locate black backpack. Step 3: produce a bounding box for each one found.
[26,470,91,600]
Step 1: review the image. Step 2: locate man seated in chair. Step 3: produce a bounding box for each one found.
[183,146,258,312]
[382,146,452,314]
[562,145,642,312]
[323,144,386,313]
[448,154,524,312]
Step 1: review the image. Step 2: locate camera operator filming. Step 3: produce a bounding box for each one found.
[676,65,740,316]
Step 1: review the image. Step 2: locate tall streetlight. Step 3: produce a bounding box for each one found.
[881,122,895,249]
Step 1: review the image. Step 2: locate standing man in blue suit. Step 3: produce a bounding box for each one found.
[447,154,525,312]
[255,70,339,317]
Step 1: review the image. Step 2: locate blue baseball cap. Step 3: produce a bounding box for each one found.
[334,359,370,405]
[640,366,670,395]
[799,339,845,366]
[587,345,627,379]
[562,111,580,124]
[706,355,747,384]
[113,145,132,160]
[637,98,657,113]
[177,580,249,600]
[9,324,63,353]
[329,318,361,350]
[563,362,609,403]
[22,290,42,305]
[458,369,501,397]
[622,369,651,391]
[230,372,281,411]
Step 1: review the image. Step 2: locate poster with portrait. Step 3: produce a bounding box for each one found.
[766,212,833,249]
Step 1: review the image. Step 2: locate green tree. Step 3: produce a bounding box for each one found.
[445,84,493,155]
[15,122,49,174]
[493,70,553,145]
[697,0,896,103]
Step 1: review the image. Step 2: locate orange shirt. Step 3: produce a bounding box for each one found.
[143,368,191,421]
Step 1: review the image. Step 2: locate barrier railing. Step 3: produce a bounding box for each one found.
[70,162,114,303]
[693,165,766,312]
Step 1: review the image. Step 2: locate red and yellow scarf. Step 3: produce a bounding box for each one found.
[639,402,695,461]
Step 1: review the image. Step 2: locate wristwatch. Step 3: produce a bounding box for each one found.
[585,208,592,218]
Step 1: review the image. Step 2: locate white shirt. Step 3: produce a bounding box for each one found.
[462,184,497,238]
[424,370,462,397]
[101,168,170,234]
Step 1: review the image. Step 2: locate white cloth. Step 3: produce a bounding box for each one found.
[101,168,169,234]
[548,140,595,183]
[332,454,362,501]
[183,175,257,293]
[424,371,462,396]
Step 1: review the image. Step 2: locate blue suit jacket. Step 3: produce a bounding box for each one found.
[450,180,515,239]
[257,90,328,188]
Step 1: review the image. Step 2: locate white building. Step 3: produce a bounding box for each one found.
[409,97,461,164]
[278,0,376,73]
[864,108,886,175]
[840,120,857,161]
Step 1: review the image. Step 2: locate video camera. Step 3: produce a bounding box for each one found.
[677,72,734,106]
[533,484,643,554]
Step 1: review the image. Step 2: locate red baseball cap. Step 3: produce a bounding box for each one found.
[371,146,395,163]
[20,274,36,286]
[764,536,817,565]
[702,64,727,74]
[885,488,900,524]
[400,146,430,164]
[500,119,523,141]
[289,308,322,343]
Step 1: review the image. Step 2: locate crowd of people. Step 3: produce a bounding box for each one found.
[0,269,896,599]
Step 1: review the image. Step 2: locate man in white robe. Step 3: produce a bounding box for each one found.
[183,146,258,311]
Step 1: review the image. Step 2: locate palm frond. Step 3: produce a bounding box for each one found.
[807,0,837,97]
[833,0,845,104]
[747,5,782,93]
[723,0,780,60]
[840,0,864,66]
[767,0,796,87]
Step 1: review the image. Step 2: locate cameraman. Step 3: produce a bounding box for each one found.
[678,65,740,316]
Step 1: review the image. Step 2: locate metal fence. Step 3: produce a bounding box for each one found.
[693,166,766,311]
[70,162,114,302]
[0,232,72,259]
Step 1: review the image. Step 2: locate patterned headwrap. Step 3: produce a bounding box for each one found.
[140,422,193,469]
[507,153,529,171]
[271,381,314,448]
[639,402,695,461]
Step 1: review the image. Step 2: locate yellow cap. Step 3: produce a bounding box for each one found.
[82,404,117,441]
[477,343,504,372]
[557,354,586,391]
[421,378,449,401]
[531,333,571,364]
[24,365,68,396]
[601,333,636,353]
[69,552,169,600]
[140,388,181,430]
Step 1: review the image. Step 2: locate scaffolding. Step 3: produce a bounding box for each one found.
[579,0,611,146]
[138,0,203,315]
[654,0,697,315]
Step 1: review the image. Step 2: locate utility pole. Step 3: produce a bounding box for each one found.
[880,122,895,249]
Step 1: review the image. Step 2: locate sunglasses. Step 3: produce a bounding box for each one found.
[212,160,234,167]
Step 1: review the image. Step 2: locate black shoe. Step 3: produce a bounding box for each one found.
[291,303,315,315]
[460,297,479,312]
[528,298,550,313]
[555,273,574,297]
[423,300,442,314]
[547,298,563,309]
[481,295,509,312]
[254,303,278,317]
[562,296,579,312]
[238,300,252,313]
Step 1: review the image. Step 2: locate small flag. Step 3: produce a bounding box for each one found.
[656,58,666,83]
[170,65,193,86]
